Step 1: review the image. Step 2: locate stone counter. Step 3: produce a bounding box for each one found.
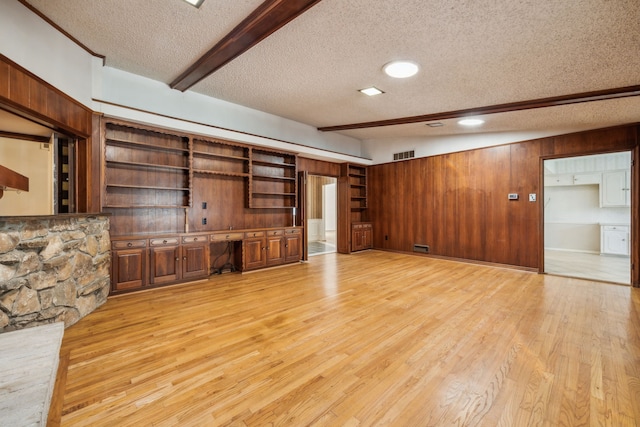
[0,214,111,332]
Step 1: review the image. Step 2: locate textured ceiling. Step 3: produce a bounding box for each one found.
[22,0,640,141]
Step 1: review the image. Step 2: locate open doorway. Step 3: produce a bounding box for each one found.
[543,151,631,284]
[306,175,337,256]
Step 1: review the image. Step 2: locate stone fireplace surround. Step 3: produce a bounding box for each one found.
[0,214,111,332]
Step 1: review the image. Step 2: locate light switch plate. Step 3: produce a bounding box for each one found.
[529,193,536,202]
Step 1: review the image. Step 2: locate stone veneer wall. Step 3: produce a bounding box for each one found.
[0,215,111,332]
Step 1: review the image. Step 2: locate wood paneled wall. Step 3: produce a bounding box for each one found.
[368,125,638,276]
[0,55,99,213]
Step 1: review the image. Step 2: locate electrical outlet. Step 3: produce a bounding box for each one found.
[202,218,207,225]
[202,202,207,209]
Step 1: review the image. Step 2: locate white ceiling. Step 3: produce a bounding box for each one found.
[22,0,640,141]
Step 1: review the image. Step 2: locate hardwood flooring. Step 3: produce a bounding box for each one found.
[545,249,631,285]
[57,251,640,426]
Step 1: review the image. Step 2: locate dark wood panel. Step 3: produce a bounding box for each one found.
[298,157,341,176]
[0,60,8,99]
[9,65,31,108]
[369,125,639,271]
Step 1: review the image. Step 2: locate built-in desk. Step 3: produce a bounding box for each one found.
[110,227,303,294]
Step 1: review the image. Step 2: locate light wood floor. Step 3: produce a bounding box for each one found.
[545,249,631,285]
[57,251,640,426]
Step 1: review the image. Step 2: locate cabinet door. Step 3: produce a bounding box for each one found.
[150,245,181,285]
[266,235,285,266]
[284,233,302,263]
[243,238,266,270]
[351,228,363,251]
[112,249,146,292]
[363,227,373,249]
[544,174,573,186]
[601,171,629,207]
[602,230,630,255]
[182,243,210,279]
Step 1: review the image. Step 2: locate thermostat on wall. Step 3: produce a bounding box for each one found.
[508,193,519,200]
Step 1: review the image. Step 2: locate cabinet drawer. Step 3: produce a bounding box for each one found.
[182,235,208,244]
[362,223,372,229]
[603,225,629,232]
[211,232,244,242]
[112,239,147,249]
[149,237,180,246]
[245,231,265,238]
[285,228,300,235]
[352,224,363,229]
[267,229,284,237]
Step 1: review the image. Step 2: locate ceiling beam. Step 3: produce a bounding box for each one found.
[317,85,640,132]
[170,0,323,92]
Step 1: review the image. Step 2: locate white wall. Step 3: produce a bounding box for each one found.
[0,137,54,216]
[362,131,564,165]
[0,1,93,107]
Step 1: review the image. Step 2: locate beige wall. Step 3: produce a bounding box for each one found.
[0,137,54,216]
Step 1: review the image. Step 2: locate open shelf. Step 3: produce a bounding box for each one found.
[107,184,190,191]
[106,137,190,154]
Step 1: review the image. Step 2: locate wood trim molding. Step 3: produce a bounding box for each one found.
[18,0,105,61]
[0,164,29,198]
[0,130,50,143]
[318,85,640,132]
[170,0,323,91]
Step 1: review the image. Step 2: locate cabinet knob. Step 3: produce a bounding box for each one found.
[183,256,187,260]
[226,234,230,239]
[175,257,179,261]
[194,237,198,241]
[163,240,168,244]
[127,242,133,247]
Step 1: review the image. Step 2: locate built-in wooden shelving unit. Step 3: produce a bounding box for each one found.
[249,149,297,209]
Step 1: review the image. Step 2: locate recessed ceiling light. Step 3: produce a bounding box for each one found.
[426,122,444,127]
[183,0,204,8]
[383,61,419,78]
[359,87,384,96]
[458,118,485,126]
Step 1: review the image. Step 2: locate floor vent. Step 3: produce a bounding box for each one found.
[413,244,429,254]
[393,150,415,161]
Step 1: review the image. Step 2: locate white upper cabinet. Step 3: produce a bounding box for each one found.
[601,170,631,207]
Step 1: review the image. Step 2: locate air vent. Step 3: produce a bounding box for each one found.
[393,150,415,161]
[413,244,429,254]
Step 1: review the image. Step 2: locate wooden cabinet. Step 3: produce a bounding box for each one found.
[352,222,373,252]
[243,231,267,270]
[601,225,630,256]
[249,149,297,209]
[601,170,630,207]
[265,230,285,266]
[149,238,181,285]
[338,163,370,254]
[181,235,210,279]
[111,239,147,293]
[284,228,302,262]
[545,172,601,186]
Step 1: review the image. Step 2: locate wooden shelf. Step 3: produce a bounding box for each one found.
[252,159,296,168]
[252,192,296,196]
[106,160,189,171]
[106,137,190,154]
[104,205,190,209]
[193,170,249,178]
[192,150,248,161]
[106,184,190,191]
[251,174,296,181]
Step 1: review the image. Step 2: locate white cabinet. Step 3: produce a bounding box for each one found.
[600,225,630,256]
[545,172,601,187]
[600,170,630,207]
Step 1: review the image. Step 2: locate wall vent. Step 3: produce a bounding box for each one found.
[393,150,415,161]
[413,244,429,254]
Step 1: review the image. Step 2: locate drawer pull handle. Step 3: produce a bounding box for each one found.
[194,237,198,241]
[127,242,133,247]
[226,235,230,238]
[163,240,168,244]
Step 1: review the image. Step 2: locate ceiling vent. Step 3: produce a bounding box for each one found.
[393,150,415,161]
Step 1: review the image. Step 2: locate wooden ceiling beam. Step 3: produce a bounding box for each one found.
[0,130,50,143]
[170,0,323,92]
[318,85,640,132]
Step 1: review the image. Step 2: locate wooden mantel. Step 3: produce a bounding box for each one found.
[0,164,28,199]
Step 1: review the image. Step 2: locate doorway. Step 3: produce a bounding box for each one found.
[543,152,631,284]
[306,175,337,256]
